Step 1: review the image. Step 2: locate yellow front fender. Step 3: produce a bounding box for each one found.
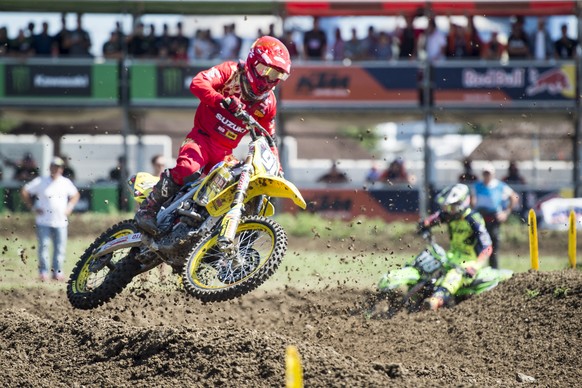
[206,175,306,217]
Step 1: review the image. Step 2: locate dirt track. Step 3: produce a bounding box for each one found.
[0,269,580,387]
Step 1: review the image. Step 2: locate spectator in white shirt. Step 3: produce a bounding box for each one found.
[21,156,80,282]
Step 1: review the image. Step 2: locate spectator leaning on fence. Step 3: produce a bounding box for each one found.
[303,16,327,60]
[398,13,418,60]
[458,158,478,184]
[424,18,447,62]
[482,30,505,60]
[529,17,554,61]
[464,15,482,58]
[502,160,526,185]
[317,161,349,185]
[507,19,531,59]
[447,22,467,59]
[554,23,578,59]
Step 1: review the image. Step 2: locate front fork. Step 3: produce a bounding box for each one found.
[217,155,253,254]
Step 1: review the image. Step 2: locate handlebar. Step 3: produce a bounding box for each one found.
[221,98,276,148]
[417,222,433,242]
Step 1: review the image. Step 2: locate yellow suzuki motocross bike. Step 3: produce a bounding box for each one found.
[67,109,306,309]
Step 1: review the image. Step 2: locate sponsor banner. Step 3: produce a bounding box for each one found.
[433,63,576,106]
[1,62,118,104]
[282,188,419,222]
[156,65,206,98]
[131,63,419,107]
[539,197,582,230]
[279,64,419,107]
[6,63,92,97]
[130,63,206,105]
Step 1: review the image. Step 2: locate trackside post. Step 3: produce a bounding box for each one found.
[528,209,539,271]
[568,210,577,269]
[285,345,303,388]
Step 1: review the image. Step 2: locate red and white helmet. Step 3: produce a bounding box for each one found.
[241,36,291,101]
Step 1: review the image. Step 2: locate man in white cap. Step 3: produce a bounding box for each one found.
[21,156,80,281]
[470,162,519,269]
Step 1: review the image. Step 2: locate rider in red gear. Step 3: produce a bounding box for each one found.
[136,36,292,236]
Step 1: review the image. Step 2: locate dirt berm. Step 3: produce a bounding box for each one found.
[0,269,580,387]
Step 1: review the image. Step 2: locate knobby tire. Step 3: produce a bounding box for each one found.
[67,220,143,310]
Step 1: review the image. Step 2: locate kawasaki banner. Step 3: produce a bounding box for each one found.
[0,60,118,106]
[6,64,91,97]
[433,61,576,108]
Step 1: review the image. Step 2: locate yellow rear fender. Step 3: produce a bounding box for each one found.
[206,175,306,217]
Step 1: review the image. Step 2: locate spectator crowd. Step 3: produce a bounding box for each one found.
[0,13,578,62]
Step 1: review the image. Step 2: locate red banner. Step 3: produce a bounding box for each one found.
[285,1,575,16]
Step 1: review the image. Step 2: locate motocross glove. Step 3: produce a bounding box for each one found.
[416,221,429,236]
[464,266,477,277]
[221,97,244,115]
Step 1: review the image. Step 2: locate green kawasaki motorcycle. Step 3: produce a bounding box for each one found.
[374,230,513,316]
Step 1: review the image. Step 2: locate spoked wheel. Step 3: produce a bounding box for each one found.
[67,220,143,310]
[182,216,287,303]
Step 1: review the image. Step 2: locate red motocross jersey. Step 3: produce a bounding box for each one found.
[190,61,277,150]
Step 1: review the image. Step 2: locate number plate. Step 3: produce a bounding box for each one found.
[413,250,442,274]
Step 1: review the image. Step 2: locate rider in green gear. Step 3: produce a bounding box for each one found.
[418,183,493,310]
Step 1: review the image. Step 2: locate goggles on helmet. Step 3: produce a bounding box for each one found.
[255,62,289,82]
[442,203,461,214]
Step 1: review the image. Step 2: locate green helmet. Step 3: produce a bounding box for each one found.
[436,183,470,217]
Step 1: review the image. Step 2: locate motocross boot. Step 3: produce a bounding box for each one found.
[135,169,180,236]
[424,287,452,311]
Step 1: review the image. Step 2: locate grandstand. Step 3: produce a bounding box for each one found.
[0,0,580,218]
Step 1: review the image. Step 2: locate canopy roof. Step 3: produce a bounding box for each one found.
[0,0,576,16]
[0,0,281,15]
[285,1,577,16]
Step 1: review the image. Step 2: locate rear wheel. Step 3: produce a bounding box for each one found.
[182,216,286,303]
[67,220,143,310]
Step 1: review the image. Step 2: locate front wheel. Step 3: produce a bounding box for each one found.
[182,216,287,303]
[67,220,143,309]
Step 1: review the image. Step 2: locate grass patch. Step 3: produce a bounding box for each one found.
[0,234,574,292]
[0,211,578,292]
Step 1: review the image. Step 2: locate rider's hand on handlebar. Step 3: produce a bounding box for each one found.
[416,221,429,236]
[221,97,244,115]
[464,266,477,277]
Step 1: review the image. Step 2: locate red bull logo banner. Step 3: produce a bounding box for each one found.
[433,63,576,108]
[279,64,419,109]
